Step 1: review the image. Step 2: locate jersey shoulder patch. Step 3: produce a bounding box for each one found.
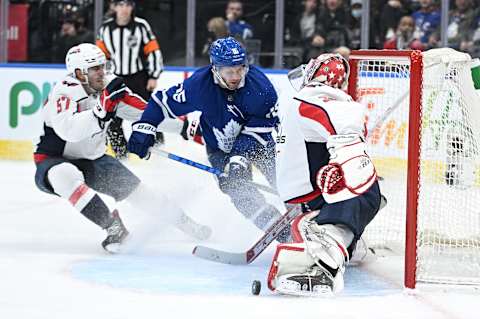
[53,76,88,102]
[295,85,352,107]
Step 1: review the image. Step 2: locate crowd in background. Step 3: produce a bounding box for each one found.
[11,0,480,68]
[286,0,480,61]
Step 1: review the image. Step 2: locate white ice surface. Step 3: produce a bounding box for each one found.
[0,136,478,319]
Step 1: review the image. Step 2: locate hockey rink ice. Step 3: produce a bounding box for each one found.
[1,135,478,319]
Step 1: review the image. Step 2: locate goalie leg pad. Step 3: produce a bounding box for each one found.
[312,181,382,244]
[268,212,350,295]
[267,242,345,296]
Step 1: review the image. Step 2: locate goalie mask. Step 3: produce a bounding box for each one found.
[288,53,349,91]
[65,43,112,91]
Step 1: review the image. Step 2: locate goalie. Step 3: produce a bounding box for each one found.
[268,53,382,296]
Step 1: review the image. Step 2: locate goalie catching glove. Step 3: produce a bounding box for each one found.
[93,77,129,121]
[317,134,377,203]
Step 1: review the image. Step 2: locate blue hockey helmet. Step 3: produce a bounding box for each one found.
[209,37,247,67]
[210,37,248,90]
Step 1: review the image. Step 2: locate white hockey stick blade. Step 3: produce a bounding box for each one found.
[192,246,248,265]
[192,205,303,265]
[175,213,212,241]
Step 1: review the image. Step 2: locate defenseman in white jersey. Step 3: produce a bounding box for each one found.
[34,43,210,252]
[267,53,382,296]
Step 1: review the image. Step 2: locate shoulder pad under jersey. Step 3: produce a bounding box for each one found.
[52,76,88,102]
[295,84,352,106]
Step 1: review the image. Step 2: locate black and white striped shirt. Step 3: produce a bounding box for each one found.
[96,17,163,79]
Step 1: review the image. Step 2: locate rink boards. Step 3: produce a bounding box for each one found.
[0,64,289,160]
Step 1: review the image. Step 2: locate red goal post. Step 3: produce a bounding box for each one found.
[347,49,480,289]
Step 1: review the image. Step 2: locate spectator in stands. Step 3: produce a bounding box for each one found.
[225,0,253,41]
[202,17,229,58]
[290,0,320,62]
[428,0,476,51]
[73,13,94,42]
[198,17,229,65]
[347,0,379,49]
[104,0,117,20]
[379,0,410,43]
[411,0,440,47]
[348,0,362,50]
[52,17,88,63]
[333,46,351,59]
[459,9,480,57]
[314,0,351,55]
[384,15,425,50]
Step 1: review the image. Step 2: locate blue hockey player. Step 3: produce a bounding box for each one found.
[128,37,290,242]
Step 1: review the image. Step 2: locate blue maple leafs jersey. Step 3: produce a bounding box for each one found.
[141,65,278,155]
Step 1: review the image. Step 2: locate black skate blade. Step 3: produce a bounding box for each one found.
[103,242,122,254]
[102,232,130,254]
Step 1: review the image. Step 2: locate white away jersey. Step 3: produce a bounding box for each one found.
[35,75,145,160]
[275,84,367,202]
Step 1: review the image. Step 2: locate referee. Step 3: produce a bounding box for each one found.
[96,0,164,159]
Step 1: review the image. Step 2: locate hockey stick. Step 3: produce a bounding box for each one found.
[150,148,278,195]
[192,204,303,265]
[366,90,409,135]
[192,195,388,265]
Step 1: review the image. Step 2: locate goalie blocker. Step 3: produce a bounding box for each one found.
[317,134,377,203]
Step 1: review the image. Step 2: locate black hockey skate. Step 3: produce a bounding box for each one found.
[102,210,129,253]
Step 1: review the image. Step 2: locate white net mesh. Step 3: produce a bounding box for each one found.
[352,49,480,285]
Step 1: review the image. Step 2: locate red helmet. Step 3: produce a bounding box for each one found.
[303,53,349,89]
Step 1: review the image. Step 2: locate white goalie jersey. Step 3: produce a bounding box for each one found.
[34,75,146,160]
[275,84,373,203]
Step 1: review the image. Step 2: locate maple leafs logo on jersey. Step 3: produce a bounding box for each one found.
[213,119,242,152]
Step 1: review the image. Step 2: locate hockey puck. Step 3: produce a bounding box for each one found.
[251,280,261,295]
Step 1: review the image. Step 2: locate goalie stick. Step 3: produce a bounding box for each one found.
[193,195,387,265]
[192,204,303,265]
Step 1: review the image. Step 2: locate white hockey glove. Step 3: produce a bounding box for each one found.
[179,111,204,145]
[218,156,251,192]
[317,134,376,203]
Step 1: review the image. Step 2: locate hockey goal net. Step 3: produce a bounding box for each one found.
[348,48,480,288]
